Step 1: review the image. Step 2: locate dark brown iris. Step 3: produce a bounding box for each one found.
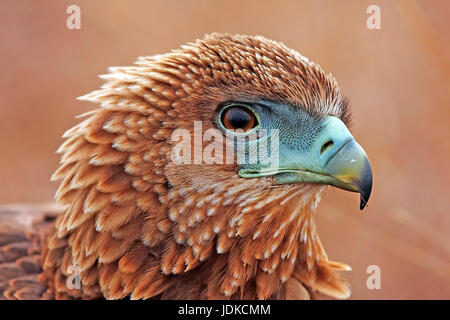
[221,106,257,132]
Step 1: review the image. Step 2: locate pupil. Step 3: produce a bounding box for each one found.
[230,109,250,128]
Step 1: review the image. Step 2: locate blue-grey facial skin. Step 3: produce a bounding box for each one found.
[251,100,325,152]
[217,100,372,210]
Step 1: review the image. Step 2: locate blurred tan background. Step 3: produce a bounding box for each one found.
[0,0,449,299]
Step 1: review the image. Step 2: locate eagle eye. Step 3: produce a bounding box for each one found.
[220,105,258,132]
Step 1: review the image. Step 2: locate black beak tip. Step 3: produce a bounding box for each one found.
[358,162,373,211]
[359,183,372,210]
[359,183,372,211]
[360,195,369,210]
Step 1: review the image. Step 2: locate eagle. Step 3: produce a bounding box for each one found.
[0,33,372,300]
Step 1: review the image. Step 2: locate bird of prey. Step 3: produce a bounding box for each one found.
[0,33,372,300]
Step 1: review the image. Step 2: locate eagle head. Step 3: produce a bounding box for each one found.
[48,33,372,300]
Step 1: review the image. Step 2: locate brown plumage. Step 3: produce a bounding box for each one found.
[0,33,368,300]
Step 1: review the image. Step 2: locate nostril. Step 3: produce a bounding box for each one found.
[320,140,334,155]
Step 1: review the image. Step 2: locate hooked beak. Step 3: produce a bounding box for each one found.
[238,116,373,210]
[318,138,372,210]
